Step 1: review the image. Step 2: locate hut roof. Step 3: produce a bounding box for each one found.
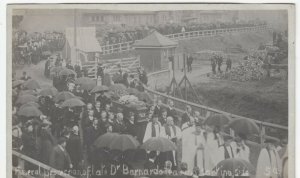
[133,31,177,49]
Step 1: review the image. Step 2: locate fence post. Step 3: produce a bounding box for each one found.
[16,157,25,178]
[260,124,266,145]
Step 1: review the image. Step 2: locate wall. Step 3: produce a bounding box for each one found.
[136,48,161,73]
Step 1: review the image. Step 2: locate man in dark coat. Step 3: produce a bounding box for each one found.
[94,101,102,119]
[44,59,51,77]
[85,119,103,161]
[113,113,127,134]
[166,100,179,125]
[138,67,148,85]
[38,123,56,165]
[154,99,163,117]
[226,56,232,72]
[66,126,82,170]
[144,151,157,170]
[50,137,72,171]
[125,112,138,138]
[217,55,223,73]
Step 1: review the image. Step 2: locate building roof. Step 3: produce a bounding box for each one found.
[65,27,102,52]
[133,31,178,49]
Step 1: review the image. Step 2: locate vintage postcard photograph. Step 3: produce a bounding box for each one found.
[6,3,295,178]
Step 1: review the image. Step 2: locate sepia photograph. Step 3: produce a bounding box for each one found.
[7,4,295,178]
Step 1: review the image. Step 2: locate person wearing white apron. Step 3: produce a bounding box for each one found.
[203,125,223,175]
[256,139,282,178]
[181,123,196,172]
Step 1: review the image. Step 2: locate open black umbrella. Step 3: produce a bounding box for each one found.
[59,68,76,77]
[12,80,24,88]
[93,132,120,149]
[23,79,41,90]
[204,114,231,128]
[213,158,256,177]
[17,106,42,118]
[108,134,140,151]
[227,118,259,135]
[91,85,109,93]
[16,94,38,105]
[39,87,58,97]
[19,90,37,96]
[54,91,76,103]
[141,137,177,152]
[19,102,40,110]
[60,98,85,108]
[74,77,94,85]
[79,80,97,91]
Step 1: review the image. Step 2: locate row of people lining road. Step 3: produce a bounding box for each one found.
[98,20,267,45]
[12,30,65,65]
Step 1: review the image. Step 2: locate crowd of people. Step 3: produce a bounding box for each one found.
[12,30,66,65]
[12,64,287,178]
[98,20,267,46]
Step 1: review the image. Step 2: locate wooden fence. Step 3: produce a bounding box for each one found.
[100,25,269,55]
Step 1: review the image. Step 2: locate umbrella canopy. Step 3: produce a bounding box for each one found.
[19,102,40,110]
[19,90,37,96]
[23,79,41,90]
[141,137,177,152]
[126,88,140,95]
[50,66,65,75]
[58,69,76,77]
[91,85,109,93]
[109,84,127,92]
[79,80,97,91]
[136,92,153,105]
[60,98,85,108]
[17,106,42,118]
[39,87,58,96]
[204,114,231,128]
[108,134,140,151]
[54,91,76,103]
[93,132,120,149]
[16,94,38,105]
[227,118,259,135]
[109,84,128,98]
[12,80,24,88]
[74,77,94,85]
[213,158,256,176]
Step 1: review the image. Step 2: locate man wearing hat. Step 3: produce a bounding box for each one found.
[161,116,181,170]
[143,114,163,143]
[66,125,82,170]
[50,137,73,171]
[256,138,282,178]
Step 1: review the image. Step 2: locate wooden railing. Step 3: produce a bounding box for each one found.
[86,56,140,79]
[100,25,269,55]
[12,150,76,178]
[143,75,288,144]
